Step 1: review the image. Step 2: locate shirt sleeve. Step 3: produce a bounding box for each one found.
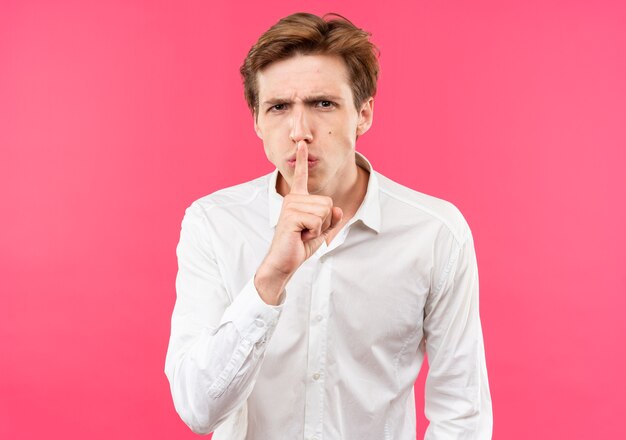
[423,228,493,439]
[164,202,282,434]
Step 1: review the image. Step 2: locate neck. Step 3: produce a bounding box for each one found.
[329,164,369,221]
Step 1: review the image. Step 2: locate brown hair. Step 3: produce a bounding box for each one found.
[240,12,380,115]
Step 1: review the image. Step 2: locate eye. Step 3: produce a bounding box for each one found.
[317,100,335,109]
[268,103,287,112]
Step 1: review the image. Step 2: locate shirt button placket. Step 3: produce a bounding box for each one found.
[303,252,332,440]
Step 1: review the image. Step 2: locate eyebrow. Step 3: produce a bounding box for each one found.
[262,95,343,107]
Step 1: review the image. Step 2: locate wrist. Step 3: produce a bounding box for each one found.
[254,262,292,306]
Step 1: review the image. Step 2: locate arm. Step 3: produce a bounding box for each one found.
[165,142,341,434]
[423,229,493,439]
[164,202,282,434]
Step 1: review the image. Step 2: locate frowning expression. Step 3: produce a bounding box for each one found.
[254,54,373,196]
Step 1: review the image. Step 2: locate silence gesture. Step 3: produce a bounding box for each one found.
[254,141,343,305]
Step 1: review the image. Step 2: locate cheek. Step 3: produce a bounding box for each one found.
[262,140,277,163]
[262,143,272,161]
[261,131,288,165]
[328,115,359,139]
[327,123,357,147]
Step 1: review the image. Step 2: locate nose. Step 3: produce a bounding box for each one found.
[289,107,313,143]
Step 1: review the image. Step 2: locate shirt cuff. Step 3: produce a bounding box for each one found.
[218,277,283,345]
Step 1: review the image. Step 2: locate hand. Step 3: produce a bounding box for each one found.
[255,141,343,304]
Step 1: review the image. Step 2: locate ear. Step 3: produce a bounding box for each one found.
[356,97,374,137]
[254,113,263,139]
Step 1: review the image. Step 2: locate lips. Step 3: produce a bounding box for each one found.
[286,152,319,167]
[286,152,319,162]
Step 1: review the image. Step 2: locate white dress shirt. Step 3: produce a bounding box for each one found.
[165,153,492,439]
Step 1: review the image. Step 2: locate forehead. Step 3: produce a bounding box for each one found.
[256,54,352,100]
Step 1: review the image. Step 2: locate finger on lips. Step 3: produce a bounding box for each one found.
[291,141,309,195]
[285,141,339,242]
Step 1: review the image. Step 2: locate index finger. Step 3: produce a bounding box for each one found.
[291,141,309,195]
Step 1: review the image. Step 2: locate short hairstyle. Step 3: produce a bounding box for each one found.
[240,12,380,115]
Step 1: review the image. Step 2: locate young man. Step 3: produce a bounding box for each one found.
[165,12,492,439]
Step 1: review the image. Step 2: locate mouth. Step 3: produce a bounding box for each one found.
[286,153,319,168]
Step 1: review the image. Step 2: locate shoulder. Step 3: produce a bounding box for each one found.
[375,172,471,245]
[185,173,270,220]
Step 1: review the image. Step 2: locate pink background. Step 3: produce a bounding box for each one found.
[2,1,625,438]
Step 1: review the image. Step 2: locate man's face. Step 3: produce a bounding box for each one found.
[254,54,373,196]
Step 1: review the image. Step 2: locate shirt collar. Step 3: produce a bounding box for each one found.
[267,151,381,233]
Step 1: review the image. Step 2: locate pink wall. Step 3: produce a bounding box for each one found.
[2,1,625,438]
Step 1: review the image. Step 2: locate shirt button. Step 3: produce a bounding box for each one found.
[312,372,321,381]
[316,315,323,322]
[254,319,264,328]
